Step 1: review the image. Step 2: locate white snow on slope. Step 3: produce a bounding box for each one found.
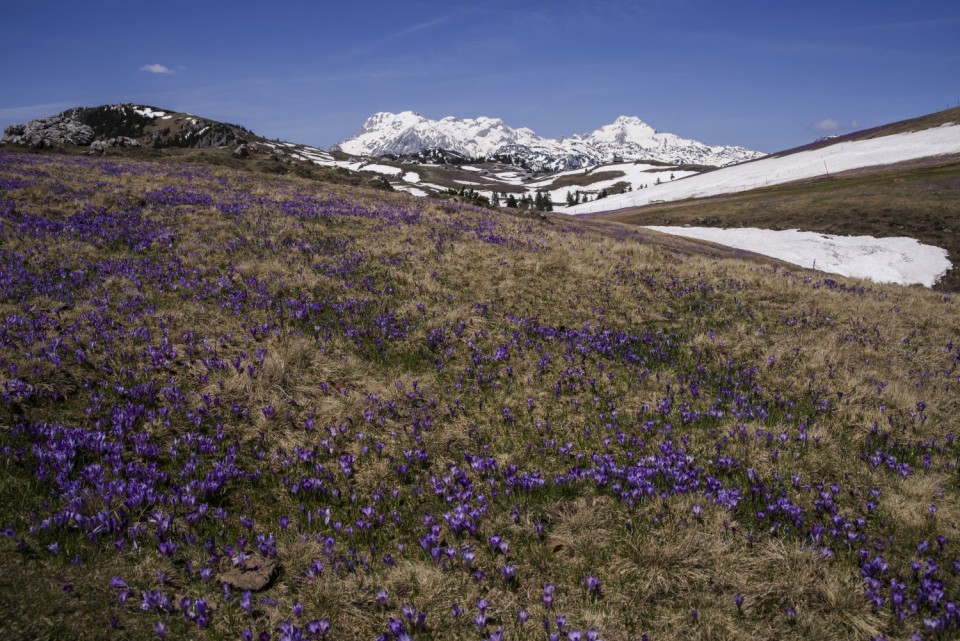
[569,124,960,214]
[394,185,429,197]
[360,164,403,176]
[134,107,167,119]
[647,226,951,287]
[540,163,696,205]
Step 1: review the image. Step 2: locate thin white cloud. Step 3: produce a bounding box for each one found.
[0,100,79,120]
[811,118,840,133]
[141,64,174,75]
[393,14,456,37]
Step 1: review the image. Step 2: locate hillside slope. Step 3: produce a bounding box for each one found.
[1,150,959,640]
[595,155,960,291]
[567,113,960,214]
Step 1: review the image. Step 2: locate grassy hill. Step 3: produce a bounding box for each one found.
[594,154,960,292]
[1,149,959,640]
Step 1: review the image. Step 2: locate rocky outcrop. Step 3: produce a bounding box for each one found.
[3,115,95,148]
[88,137,141,154]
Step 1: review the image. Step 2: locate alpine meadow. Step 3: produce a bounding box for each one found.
[1,147,959,640]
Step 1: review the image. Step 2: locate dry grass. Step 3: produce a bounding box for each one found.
[1,150,959,640]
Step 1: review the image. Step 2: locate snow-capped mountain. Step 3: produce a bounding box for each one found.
[335,112,764,171]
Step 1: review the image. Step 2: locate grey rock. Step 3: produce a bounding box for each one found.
[111,136,139,147]
[2,115,95,148]
[88,137,141,154]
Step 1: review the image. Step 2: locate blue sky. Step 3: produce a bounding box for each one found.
[1,0,958,152]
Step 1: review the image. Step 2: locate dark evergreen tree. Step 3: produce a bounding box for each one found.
[506,194,518,208]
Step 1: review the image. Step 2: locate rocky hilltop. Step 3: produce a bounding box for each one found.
[2,104,255,154]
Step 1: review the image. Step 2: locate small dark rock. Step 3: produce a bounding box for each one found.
[366,175,394,191]
[218,554,278,591]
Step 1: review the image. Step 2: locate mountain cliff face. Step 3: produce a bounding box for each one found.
[336,112,764,171]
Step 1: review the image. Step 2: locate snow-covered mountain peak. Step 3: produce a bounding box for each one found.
[358,111,426,135]
[585,116,657,145]
[336,112,765,170]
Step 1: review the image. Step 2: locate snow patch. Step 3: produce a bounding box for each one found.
[134,107,166,119]
[394,185,429,197]
[361,164,403,176]
[646,226,951,287]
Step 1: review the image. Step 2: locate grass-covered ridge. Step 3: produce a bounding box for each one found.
[0,150,958,640]
[597,155,960,292]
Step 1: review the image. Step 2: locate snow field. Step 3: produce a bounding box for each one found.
[568,124,960,215]
[647,226,951,287]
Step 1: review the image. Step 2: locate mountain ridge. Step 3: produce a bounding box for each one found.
[335,111,764,171]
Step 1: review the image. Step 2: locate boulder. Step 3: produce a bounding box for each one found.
[88,137,141,154]
[366,175,394,191]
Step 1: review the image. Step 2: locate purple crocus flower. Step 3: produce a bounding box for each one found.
[585,576,601,595]
[543,583,555,607]
[306,618,330,637]
[473,612,488,629]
